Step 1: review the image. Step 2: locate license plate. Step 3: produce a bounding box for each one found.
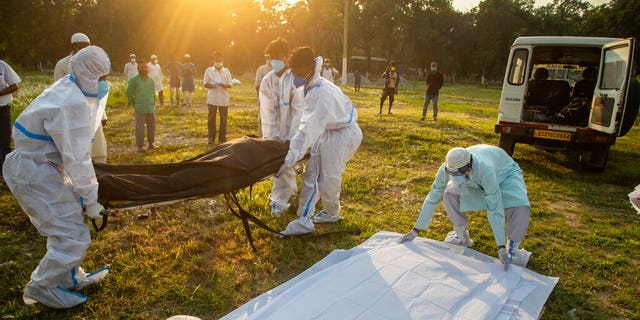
[533,129,571,141]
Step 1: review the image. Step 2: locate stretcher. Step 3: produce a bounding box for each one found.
[93,136,302,251]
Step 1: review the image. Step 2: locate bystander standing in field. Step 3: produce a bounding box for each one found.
[258,38,303,217]
[379,61,399,114]
[53,33,90,81]
[320,58,339,83]
[182,53,196,107]
[278,46,362,236]
[354,69,361,92]
[0,59,20,169]
[124,53,138,79]
[166,55,182,106]
[400,144,531,270]
[421,61,444,121]
[204,51,233,145]
[2,46,111,309]
[147,55,164,106]
[127,61,157,153]
[53,33,109,163]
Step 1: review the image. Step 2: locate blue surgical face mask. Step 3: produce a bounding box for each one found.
[97,80,109,99]
[293,75,308,88]
[449,174,467,185]
[431,67,437,71]
[270,59,285,73]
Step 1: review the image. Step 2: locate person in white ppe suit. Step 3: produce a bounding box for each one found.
[278,46,362,235]
[2,46,112,309]
[53,33,109,164]
[147,54,164,105]
[259,38,303,217]
[400,144,531,269]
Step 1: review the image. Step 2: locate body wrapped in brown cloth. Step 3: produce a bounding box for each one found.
[95,136,290,209]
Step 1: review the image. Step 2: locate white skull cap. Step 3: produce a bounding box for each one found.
[150,54,158,60]
[70,46,111,95]
[445,147,471,170]
[71,33,90,44]
[184,53,191,58]
[130,53,136,58]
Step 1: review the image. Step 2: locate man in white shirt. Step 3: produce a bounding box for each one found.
[53,33,90,81]
[320,58,339,83]
[0,59,21,168]
[203,51,233,144]
[124,54,138,80]
[147,55,164,106]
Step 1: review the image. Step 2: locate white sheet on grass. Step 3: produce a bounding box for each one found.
[222,231,558,320]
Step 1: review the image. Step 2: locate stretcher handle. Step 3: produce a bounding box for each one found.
[91,212,108,232]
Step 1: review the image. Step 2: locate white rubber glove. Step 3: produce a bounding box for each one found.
[400,229,418,243]
[275,164,289,177]
[85,202,105,220]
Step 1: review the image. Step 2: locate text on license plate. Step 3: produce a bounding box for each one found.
[533,129,571,141]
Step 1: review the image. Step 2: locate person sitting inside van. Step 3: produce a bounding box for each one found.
[550,67,598,126]
[571,67,597,101]
[527,67,571,118]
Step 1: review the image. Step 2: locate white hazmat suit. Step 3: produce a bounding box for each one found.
[259,69,303,216]
[281,57,363,235]
[2,46,111,309]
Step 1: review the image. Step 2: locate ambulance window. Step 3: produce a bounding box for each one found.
[600,45,629,90]
[508,49,528,85]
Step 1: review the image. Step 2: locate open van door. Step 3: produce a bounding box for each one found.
[589,38,636,135]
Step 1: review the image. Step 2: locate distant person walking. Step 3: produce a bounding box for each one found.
[354,69,361,92]
[421,61,444,121]
[147,55,164,106]
[166,56,182,106]
[181,53,196,107]
[379,61,399,114]
[127,61,157,153]
[0,59,21,168]
[203,51,233,144]
[124,54,138,80]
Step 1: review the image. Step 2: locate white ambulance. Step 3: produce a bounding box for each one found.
[495,36,638,171]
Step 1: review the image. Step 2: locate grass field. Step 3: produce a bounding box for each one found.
[1,73,639,319]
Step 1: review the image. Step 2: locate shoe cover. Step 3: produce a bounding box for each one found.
[72,266,110,290]
[23,281,88,309]
[510,249,531,267]
[281,218,315,236]
[270,201,290,218]
[311,210,342,224]
[444,230,474,247]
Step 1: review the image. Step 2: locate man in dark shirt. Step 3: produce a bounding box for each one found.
[166,56,182,106]
[422,61,444,121]
[379,62,399,114]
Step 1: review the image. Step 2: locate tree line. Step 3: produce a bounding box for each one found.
[0,0,638,81]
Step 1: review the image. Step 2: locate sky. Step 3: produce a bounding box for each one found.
[451,0,611,12]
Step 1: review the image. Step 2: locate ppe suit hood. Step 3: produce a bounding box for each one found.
[312,56,323,82]
[70,46,111,96]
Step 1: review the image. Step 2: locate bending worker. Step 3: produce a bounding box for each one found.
[259,37,303,217]
[2,46,111,308]
[400,144,531,268]
[278,46,362,235]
